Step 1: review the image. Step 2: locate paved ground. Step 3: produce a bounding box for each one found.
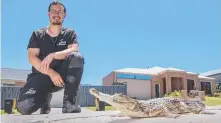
[1,106,221,123]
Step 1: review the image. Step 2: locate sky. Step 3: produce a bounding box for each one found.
[2,0,221,85]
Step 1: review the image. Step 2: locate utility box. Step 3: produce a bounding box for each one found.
[4,98,15,114]
[95,98,105,111]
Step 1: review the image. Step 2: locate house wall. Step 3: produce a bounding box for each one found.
[15,81,26,86]
[102,72,115,85]
[151,75,163,97]
[116,78,152,100]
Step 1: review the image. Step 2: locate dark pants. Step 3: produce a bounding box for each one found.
[16,52,84,115]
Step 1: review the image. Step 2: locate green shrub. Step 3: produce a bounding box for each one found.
[1,109,20,115]
[164,93,169,97]
[164,90,181,97]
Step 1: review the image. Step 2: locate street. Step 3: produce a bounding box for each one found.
[1,106,221,123]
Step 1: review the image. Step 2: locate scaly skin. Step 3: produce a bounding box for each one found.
[89,88,218,118]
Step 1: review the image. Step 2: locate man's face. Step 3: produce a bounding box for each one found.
[48,4,66,25]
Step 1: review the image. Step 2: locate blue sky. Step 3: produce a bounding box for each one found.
[2,0,221,85]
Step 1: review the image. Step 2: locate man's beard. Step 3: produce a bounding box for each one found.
[52,22,62,25]
[50,19,63,25]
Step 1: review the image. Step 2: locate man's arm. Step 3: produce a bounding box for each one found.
[28,48,56,76]
[29,48,64,87]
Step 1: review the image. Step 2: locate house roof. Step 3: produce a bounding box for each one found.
[166,67,185,72]
[198,75,215,80]
[200,68,221,77]
[113,67,166,75]
[1,68,31,81]
[114,66,216,80]
[113,66,197,75]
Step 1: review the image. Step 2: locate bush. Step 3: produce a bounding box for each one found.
[164,90,181,97]
[164,93,169,97]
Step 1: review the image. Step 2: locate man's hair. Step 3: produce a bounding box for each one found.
[48,1,66,13]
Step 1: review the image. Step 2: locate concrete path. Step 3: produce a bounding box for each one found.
[1,106,221,123]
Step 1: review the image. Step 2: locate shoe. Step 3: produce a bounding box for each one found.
[62,105,81,113]
[40,106,51,114]
[62,88,81,113]
[62,101,81,113]
[40,93,52,114]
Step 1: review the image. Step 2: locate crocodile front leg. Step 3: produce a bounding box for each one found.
[149,105,180,118]
[179,102,192,113]
[186,102,204,114]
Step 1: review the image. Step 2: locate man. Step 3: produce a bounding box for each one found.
[16,1,84,115]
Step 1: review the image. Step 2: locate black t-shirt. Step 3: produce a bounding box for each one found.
[27,27,78,73]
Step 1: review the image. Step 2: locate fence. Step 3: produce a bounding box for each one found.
[1,85,127,109]
[1,86,22,109]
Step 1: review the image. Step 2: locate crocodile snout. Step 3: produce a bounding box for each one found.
[89,88,99,96]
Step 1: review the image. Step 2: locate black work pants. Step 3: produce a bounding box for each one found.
[16,52,84,115]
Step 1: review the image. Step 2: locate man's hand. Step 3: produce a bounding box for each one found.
[48,70,64,87]
[40,53,55,74]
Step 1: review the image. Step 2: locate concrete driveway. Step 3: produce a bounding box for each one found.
[1,106,221,123]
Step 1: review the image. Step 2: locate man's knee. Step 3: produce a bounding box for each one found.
[16,98,39,115]
[67,52,84,69]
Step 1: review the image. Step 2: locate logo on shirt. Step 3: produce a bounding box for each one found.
[57,39,67,46]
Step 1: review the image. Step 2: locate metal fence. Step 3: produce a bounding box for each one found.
[1,85,127,109]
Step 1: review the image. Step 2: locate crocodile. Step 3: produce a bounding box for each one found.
[89,88,218,118]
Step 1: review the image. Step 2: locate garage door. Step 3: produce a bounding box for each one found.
[116,78,152,100]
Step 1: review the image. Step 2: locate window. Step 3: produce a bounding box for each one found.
[116,73,152,80]
[116,73,135,79]
[135,74,152,80]
[200,82,212,95]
